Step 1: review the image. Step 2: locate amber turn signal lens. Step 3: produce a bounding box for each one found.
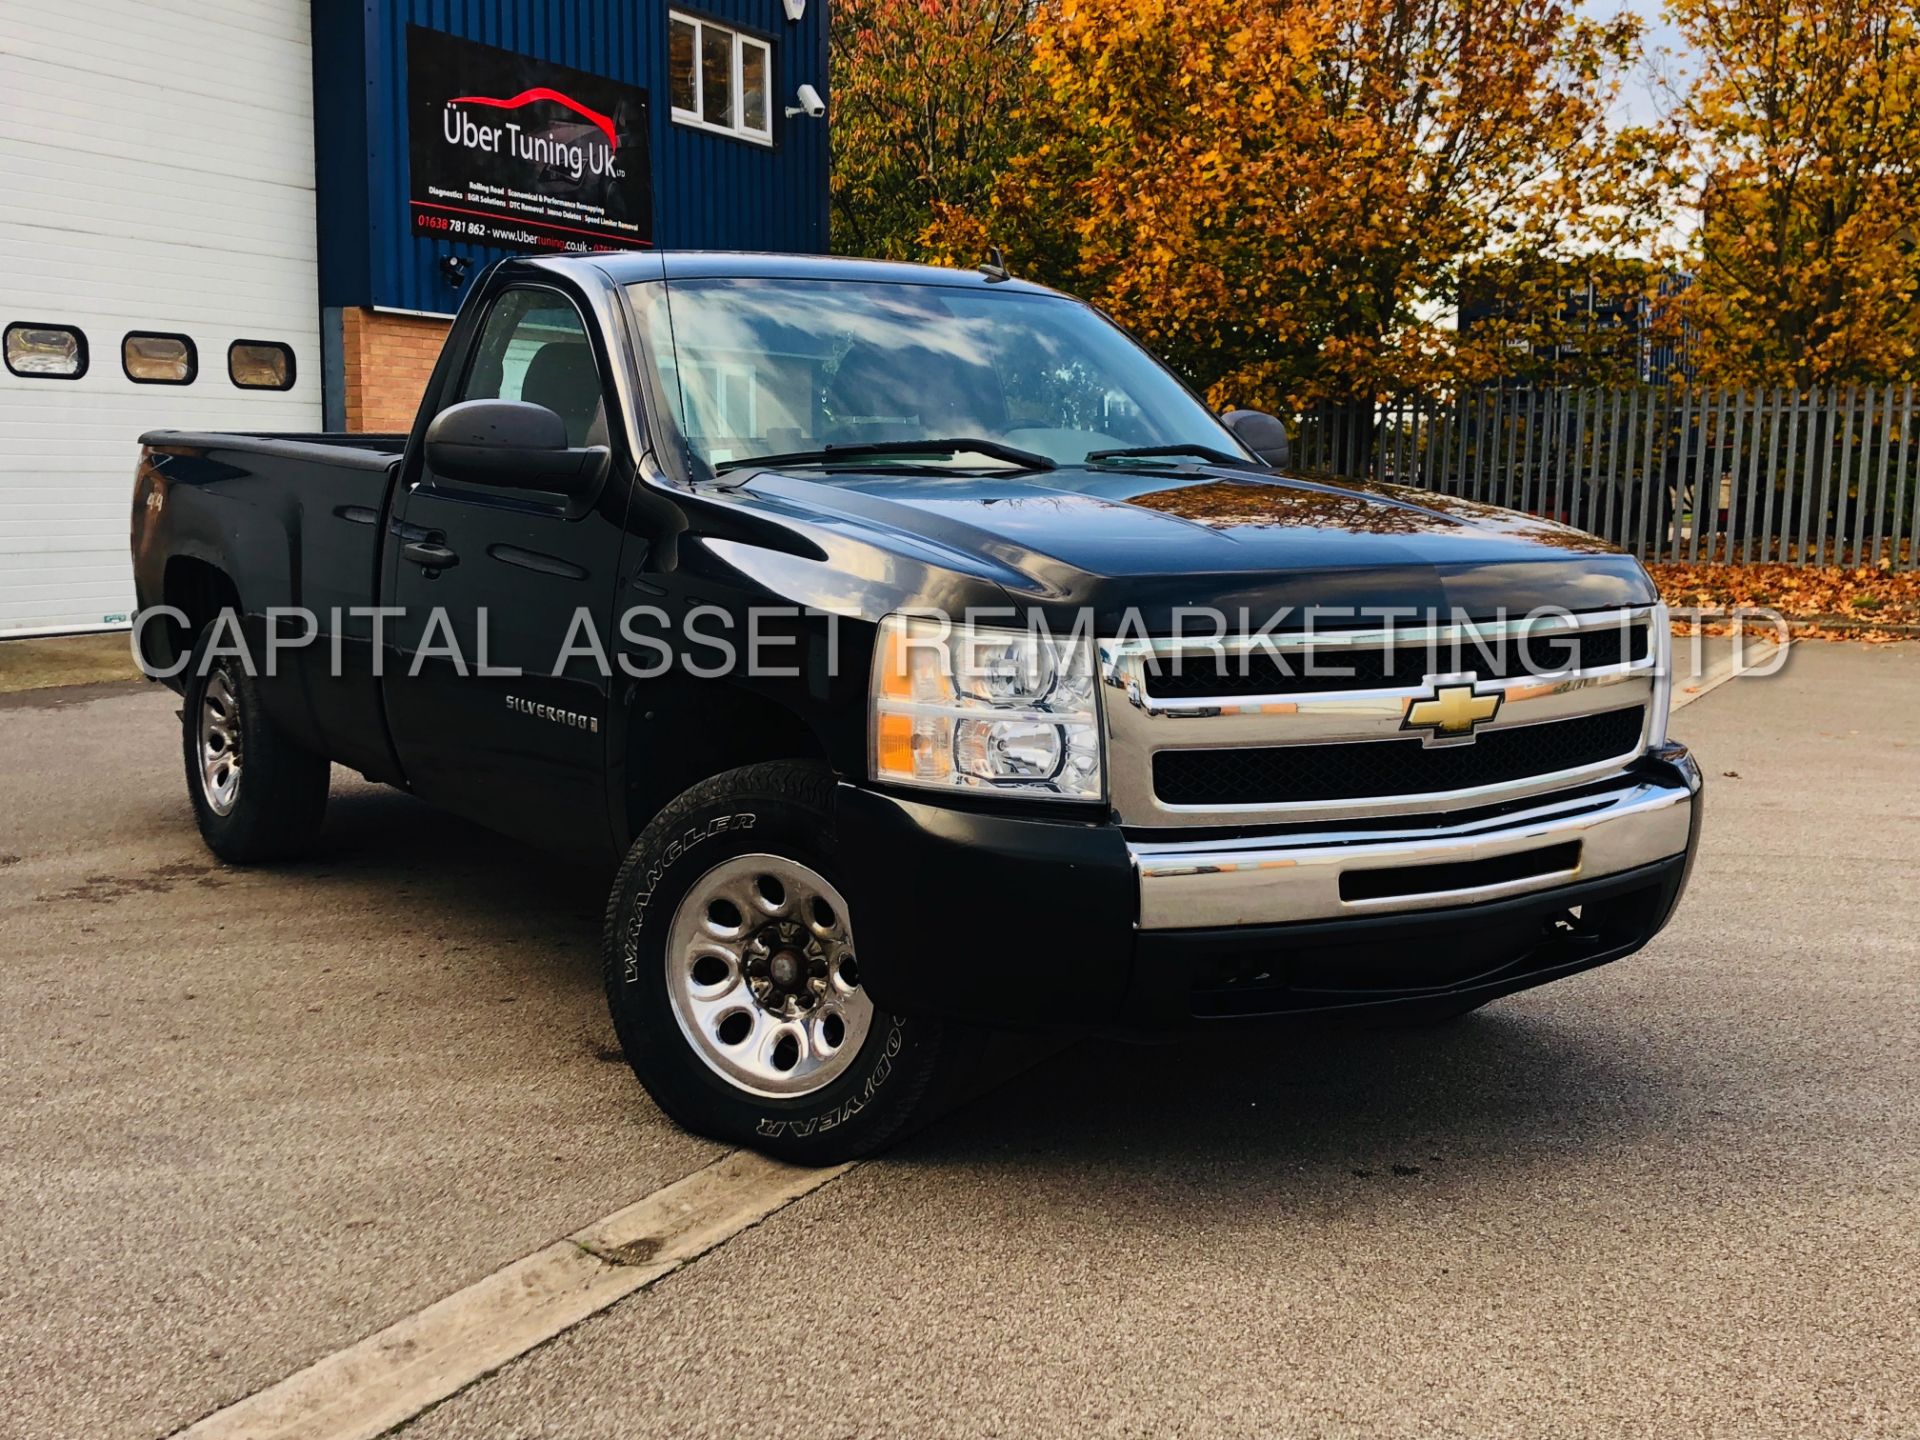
[876,624,913,699]
[875,710,916,774]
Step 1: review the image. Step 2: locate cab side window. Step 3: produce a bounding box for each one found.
[456,289,608,447]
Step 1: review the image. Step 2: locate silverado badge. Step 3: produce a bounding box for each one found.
[1402,682,1502,744]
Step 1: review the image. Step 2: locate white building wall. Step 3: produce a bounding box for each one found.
[0,0,322,635]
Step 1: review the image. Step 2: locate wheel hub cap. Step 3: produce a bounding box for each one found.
[197,668,243,816]
[746,920,830,1018]
[665,854,872,1098]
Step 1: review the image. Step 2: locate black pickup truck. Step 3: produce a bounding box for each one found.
[132,252,1701,1162]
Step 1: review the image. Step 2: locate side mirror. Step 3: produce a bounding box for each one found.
[1221,409,1291,470]
[424,399,609,497]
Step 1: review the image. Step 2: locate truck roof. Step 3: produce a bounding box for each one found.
[555,249,1067,298]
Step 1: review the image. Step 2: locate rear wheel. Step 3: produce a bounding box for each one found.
[603,761,967,1164]
[181,625,330,863]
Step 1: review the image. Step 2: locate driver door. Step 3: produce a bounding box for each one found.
[383,284,632,854]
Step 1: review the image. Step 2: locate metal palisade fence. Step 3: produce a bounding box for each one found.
[1294,386,1920,569]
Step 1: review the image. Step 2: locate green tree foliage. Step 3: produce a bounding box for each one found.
[828,0,1040,260]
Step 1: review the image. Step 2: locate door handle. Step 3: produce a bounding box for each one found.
[404,541,460,571]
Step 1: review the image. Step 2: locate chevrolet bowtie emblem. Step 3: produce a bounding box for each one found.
[1403,683,1502,743]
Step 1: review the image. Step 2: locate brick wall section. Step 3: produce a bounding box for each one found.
[340,308,453,433]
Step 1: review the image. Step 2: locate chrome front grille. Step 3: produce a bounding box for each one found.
[1099,607,1663,827]
[1137,622,1650,699]
[1150,706,1648,806]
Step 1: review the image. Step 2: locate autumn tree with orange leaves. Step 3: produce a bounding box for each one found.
[1672,0,1920,388]
[923,0,1666,411]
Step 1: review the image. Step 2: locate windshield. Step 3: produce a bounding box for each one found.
[629,277,1249,472]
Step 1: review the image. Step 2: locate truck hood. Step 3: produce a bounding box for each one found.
[728,464,1655,626]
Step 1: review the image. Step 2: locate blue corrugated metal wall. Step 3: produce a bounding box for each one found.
[314,0,829,315]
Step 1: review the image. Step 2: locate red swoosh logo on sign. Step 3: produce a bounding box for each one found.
[448,87,618,148]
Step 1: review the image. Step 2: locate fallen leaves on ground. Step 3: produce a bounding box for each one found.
[1649,562,1920,642]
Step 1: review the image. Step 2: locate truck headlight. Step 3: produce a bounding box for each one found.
[869,614,1104,800]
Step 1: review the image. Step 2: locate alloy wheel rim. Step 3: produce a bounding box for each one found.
[665,853,871,1098]
[198,668,243,816]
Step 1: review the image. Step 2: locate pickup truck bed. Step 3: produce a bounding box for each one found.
[141,431,408,458]
[133,429,412,785]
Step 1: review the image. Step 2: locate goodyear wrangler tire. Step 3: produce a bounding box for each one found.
[602,761,957,1164]
[181,624,330,864]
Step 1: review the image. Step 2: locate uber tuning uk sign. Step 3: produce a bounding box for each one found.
[406,25,653,254]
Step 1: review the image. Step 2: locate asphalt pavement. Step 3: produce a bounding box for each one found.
[1,639,1915,1438]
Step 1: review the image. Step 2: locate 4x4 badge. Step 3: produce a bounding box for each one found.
[1402,682,1502,744]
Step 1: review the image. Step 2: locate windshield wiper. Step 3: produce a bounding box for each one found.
[1085,443,1246,467]
[713,438,1056,473]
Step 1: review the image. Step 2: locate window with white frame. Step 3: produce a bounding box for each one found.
[669,11,772,145]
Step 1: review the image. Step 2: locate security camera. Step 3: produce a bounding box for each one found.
[786,84,825,119]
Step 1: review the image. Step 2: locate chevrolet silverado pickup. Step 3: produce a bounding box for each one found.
[131,252,1702,1163]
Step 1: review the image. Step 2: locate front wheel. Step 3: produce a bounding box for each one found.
[602,762,965,1164]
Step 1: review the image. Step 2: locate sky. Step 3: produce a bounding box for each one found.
[1606,0,1692,131]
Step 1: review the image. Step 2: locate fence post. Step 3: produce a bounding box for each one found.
[1449,390,1464,497]
[1391,393,1404,484]
[1394,394,1409,484]
[1462,391,1479,499]
[1850,389,1866,568]
[1374,397,1390,484]
[1612,388,1635,549]
[1417,391,1428,486]
[1831,385,1858,566]
[1413,392,1430,488]
[1426,391,1438,488]
[1745,387,1775,564]
[1561,388,1578,523]
[1907,386,1920,569]
[1476,387,1493,499]
[1635,386,1659,560]
[1477,389,1489,501]
[1571,388,1592,531]
[1718,389,1750,564]
[1538,388,1559,517]
[1503,390,1523,512]
[1893,382,1916,570]
[1463,388,1485,501]
[1800,388,1826,565]
[1521,388,1539,515]
[1776,389,1802,563]
[1669,388,1693,562]
[1687,389,1717,562]
[1870,383,1896,566]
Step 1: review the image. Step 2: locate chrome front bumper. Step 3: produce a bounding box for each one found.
[1131,769,1698,930]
